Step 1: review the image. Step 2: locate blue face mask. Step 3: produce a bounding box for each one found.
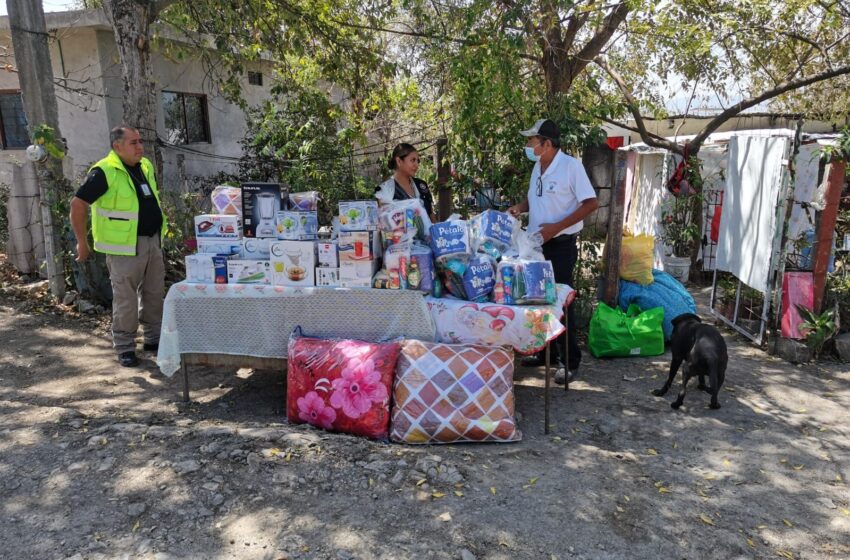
[524,146,539,162]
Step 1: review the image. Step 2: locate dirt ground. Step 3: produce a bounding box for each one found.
[1,275,848,560]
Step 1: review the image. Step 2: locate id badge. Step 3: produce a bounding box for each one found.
[140,183,153,198]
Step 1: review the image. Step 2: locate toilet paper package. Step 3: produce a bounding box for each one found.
[470,210,519,260]
[462,256,496,303]
[429,219,470,262]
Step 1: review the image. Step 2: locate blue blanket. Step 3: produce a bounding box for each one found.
[619,269,697,340]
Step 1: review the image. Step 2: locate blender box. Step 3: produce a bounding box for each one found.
[240,237,272,259]
[339,277,373,288]
[270,240,317,287]
[317,241,338,268]
[316,267,340,287]
[194,214,241,239]
[339,259,379,281]
[338,200,379,231]
[226,260,272,284]
[242,182,286,238]
[276,211,318,240]
[338,231,380,263]
[197,239,241,255]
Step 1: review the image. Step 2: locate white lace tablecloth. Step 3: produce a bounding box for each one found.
[157,283,437,376]
[425,284,575,355]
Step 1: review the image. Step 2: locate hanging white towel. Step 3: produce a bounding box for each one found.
[716,135,789,293]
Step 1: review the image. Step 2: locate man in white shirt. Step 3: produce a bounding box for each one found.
[508,118,599,384]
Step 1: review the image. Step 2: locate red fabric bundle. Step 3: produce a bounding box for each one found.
[286,334,401,439]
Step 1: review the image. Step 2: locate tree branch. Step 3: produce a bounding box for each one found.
[595,55,680,153]
[571,1,629,73]
[688,63,850,151]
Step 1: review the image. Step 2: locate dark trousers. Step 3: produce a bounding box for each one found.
[540,234,581,370]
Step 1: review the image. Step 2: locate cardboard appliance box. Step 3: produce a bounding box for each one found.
[226,260,272,284]
[242,182,286,238]
[194,214,241,239]
[270,240,317,287]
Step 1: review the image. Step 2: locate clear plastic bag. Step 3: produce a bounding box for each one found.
[210,185,242,216]
[379,198,433,246]
[492,230,556,305]
[470,209,520,261]
[289,191,319,212]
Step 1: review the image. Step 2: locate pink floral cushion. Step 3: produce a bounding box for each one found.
[286,335,401,439]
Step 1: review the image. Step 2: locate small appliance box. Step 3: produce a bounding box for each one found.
[339,277,373,288]
[194,214,241,239]
[226,260,272,284]
[337,231,380,263]
[339,259,379,281]
[276,211,318,240]
[338,200,379,231]
[316,267,340,287]
[240,237,272,259]
[185,254,217,284]
[270,240,317,287]
[242,182,286,238]
[211,255,231,284]
[317,241,339,268]
[197,240,241,255]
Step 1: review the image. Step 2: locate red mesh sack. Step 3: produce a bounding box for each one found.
[286,330,401,439]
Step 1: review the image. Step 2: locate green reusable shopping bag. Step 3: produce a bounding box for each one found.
[588,303,665,358]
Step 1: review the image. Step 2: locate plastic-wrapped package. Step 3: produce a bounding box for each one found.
[409,243,435,293]
[470,210,519,261]
[211,185,242,216]
[436,258,468,299]
[429,217,471,263]
[492,231,556,305]
[620,234,654,285]
[383,241,412,289]
[390,340,522,444]
[289,191,319,212]
[379,199,432,246]
[462,255,496,302]
[286,328,401,439]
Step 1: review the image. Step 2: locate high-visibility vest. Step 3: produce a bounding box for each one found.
[90,150,167,256]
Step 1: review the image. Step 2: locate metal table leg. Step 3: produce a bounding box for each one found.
[564,326,570,392]
[181,356,190,403]
[544,343,551,434]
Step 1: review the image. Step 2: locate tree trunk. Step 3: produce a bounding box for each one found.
[101,0,163,176]
[7,0,66,300]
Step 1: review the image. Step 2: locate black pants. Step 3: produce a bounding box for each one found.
[540,234,581,370]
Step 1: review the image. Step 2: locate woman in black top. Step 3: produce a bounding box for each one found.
[375,143,435,220]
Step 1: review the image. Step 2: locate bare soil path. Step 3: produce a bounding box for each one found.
[1,282,848,560]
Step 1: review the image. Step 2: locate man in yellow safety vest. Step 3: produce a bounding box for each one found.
[70,126,168,367]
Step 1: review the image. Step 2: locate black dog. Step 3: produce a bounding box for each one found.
[653,313,727,410]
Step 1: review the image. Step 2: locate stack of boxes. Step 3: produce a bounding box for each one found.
[187,213,241,284]
[185,186,385,289]
[337,201,380,288]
